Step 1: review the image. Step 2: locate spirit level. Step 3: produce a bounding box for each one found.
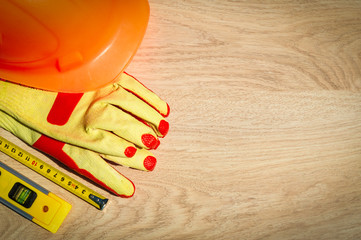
[0,136,108,210]
[0,161,71,233]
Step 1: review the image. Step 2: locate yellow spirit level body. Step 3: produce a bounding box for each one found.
[0,161,71,233]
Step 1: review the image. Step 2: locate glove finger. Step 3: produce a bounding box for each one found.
[89,103,160,150]
[80,127,138,157]
[118,72,170,117]
[0,111,135,197]
[102,148,157,172]
[33,135,135,197]
[101,86,169,138]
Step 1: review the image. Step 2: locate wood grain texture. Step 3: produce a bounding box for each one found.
[1,1,361,239]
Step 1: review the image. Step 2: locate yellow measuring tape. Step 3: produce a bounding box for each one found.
[0,161,71,233]
[0,136,108,210]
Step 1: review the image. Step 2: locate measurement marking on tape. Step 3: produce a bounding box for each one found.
[0,136,108,210]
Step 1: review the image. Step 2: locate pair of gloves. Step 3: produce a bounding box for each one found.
[0,73,169,197]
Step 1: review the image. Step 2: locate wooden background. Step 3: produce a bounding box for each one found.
[1,1,361,239]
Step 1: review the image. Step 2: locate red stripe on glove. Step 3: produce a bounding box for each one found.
[47,93,84,126]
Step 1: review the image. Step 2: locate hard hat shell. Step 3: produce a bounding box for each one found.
[0,0,149,92]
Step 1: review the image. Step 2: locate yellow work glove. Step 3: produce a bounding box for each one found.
[0,73,170,158]
[0,110,155,197]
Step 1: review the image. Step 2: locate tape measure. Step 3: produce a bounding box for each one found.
[0,161,71,233]
[0,136,108,210]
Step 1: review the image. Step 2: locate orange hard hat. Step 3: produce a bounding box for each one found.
[0,0,149,92]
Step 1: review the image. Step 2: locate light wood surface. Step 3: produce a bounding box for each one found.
[1,1,361,239]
